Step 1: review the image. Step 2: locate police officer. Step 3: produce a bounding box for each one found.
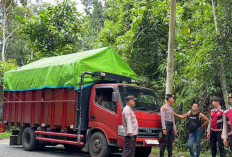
[222,93,232,150]
[207,96,225,157]
[122,95,138,157]
[160,94,177,157]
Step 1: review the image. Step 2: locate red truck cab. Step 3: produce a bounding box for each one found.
[88,83,162,156]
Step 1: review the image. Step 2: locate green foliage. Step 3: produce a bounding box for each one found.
[0,0,32,65]
[173,0,232,109]
[0,60,18,101]
[0,130,11,138]
[20,0,87,61]
[81,0,105,50]
[0,60,18,72]
[94,0,171,100]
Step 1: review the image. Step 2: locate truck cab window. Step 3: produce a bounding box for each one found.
[95,88,116,113]
[118,85,159,112]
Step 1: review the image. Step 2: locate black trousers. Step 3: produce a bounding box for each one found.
[229,135,232,151]
[122,136,136,157]
[160,122,174,157]
[210,131,225,157]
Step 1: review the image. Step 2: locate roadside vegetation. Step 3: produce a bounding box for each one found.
[0,131,11,138]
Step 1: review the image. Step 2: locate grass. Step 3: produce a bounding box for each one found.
[0,130,11,138]
[152,147,231,157]
[152,147,189,156]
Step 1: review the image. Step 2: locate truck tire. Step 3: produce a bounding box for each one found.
[22,127,38,151]
[89,132,111,157]
[135,147,152,157]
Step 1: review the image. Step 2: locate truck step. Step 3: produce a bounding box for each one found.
[36,137,84,146]
[35,131,84,139]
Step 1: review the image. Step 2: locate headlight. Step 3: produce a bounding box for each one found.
[118,125,124,136]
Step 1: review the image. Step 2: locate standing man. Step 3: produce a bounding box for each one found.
[207,97,225,157]
[174,102,209,157]
[122,95,138,157]
[222,93,232,150]
[160,94,177,157]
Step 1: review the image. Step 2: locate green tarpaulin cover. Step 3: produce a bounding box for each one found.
[4,47,136,91]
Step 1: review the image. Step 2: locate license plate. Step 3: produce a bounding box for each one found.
[145,140,159,145]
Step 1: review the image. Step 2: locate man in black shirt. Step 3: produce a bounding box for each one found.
[174,102,209,157]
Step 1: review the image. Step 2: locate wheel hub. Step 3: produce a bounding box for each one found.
[92,139,102,154]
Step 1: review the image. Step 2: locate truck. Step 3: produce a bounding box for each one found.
[3,47,162,157]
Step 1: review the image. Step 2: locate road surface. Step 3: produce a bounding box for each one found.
[0,138,185,157]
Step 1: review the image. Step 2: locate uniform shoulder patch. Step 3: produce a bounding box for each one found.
[162,107,166,112]
[211,111,213,115]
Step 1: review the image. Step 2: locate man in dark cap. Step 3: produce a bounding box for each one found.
[207,96,225,157]
[222,93,232,150]
[160,94,177,157]
[122,95,138,157]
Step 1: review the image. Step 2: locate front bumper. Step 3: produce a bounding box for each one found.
[117,136,161,147]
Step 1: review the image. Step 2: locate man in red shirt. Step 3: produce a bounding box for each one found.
[207,97,225,157]
[222,93,232,150]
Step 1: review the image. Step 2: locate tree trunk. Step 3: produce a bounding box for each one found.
[1,0,15,62]
[219,64,229,107]
[1,0,7,62]
[166,0,176,95]
[211,0,229,108]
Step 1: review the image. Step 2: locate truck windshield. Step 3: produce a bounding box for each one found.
[118,85,159,112]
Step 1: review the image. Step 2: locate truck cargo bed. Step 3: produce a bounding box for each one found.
[3,88,77,130]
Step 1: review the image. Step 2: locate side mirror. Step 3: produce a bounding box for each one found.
[112,92,119,103]
[179,102,183,112]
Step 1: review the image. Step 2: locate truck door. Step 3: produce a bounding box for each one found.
[90,86,119,138]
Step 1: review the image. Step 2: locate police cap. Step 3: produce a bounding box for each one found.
[126,95,137,101]
[212,96,222,102]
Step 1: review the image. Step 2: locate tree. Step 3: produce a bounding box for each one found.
[0,0,18,62]
[166,0,176,95]
[211,0,231,108]
[0,59,18,101]
[81,0,105,49]
[20,0,87,61]
[93,0,172,101]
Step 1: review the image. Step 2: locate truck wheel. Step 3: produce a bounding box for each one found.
[135,147,152,157]
[89,132,111,157]
[64,144,83,152]
[22,127,38,151]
